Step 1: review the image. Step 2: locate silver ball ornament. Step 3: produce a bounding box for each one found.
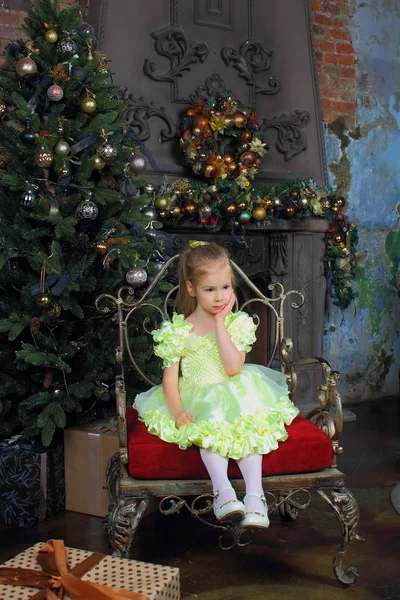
[97,142,118,163]
[56,160,70,177]
[126,267,148,287]
[57,37,77,55]
[142,205,156,220]
[129,152,147,174]
[21,188,35,207]
[0,99,6,118]
[80,22,95,36]
[54,140,71,157]
[76,198,98,220]
[47,84,64,102]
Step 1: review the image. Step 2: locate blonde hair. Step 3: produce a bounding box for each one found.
[177,242,233,317]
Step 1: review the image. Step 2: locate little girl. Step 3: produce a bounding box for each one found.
[134,241,299,529]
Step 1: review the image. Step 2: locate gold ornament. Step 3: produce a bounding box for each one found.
[203,163,220,179]
[16,56,37,77]
[93,155,105,170]
[154,195,169,210]
[193,115,209,129]
[331,233,345,246]
[225,203,237,216]
[284,207,296,219]
[45,29,58,43]
[236,199,248,211]
[335,196,347,209]
[224,115,234,128]
[36,292,53,309]
[232,111,247,128]
[94,240,108,255]
[35,147,53,168]
[320,198,331,211]
[170,206,182,217]
[226,162,237,175]
[252,206,267,221]
[241,130,252,143]
[81,96,97,113]
[240,150,257,167]
[301,196,310,208]
[184,202,197,215]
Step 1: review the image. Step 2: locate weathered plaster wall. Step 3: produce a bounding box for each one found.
[322,0,400,401]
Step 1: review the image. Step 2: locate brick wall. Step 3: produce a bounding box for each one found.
[311,0,357,127]
[0,1,356,127]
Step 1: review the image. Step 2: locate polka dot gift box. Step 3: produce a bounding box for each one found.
[0,541,180,600]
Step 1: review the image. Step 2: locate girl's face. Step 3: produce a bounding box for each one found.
[186,262,233,315]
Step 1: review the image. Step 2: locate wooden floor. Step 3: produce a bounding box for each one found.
[1,397,400,600]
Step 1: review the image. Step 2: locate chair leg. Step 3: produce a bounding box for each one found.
[317,487,364,585]
[104,452,149,557]
[105,496,149,557]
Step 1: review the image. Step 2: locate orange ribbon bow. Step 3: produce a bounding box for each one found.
[0,539,149,600]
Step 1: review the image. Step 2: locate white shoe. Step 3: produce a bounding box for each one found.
[213,486,245,522]
[240,492,270,529]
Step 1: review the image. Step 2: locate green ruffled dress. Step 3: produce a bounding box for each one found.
[133,311,299,460]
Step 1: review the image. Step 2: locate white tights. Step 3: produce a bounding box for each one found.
[200,448,265,513]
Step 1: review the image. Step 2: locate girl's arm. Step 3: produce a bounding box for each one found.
[214,293,246,376]
[162,362,193,427]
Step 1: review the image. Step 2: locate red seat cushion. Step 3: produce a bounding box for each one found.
[126,408,332,480]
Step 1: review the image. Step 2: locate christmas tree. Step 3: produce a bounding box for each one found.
[0,0,163,445]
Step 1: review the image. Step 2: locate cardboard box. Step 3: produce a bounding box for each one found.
[0,542,180,600]
[0,438,65,528]
[64,421,119,517]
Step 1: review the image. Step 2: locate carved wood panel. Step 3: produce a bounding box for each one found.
[88,0,326,185]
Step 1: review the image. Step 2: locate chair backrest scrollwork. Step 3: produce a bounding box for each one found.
[96,255,305,391]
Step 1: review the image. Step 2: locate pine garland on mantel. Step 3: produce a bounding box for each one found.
[139,175,358,310]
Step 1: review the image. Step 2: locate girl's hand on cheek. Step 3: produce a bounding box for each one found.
[214,291,236,320]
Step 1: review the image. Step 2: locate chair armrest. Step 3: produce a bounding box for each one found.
[280,338,344,466]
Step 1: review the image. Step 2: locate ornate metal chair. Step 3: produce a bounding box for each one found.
[96,253,363,586]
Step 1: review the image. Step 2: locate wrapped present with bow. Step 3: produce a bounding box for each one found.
[64,420,119,517]
[0,540,180,600]
[0,437,65,528]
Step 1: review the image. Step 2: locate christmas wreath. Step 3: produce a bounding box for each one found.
[180,92,267,187]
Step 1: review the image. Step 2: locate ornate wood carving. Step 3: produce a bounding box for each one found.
[260,110,311,161]
[194,0,234,31]
[143,26,210,104]
[269,234,288,277]
[221,40,281,97]
[117,88,177,142]
[188,73,228,103]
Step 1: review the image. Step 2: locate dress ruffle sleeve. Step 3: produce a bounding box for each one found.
[225,311,257,352]
[151,313,192,367]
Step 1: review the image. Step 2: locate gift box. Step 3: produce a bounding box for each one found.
[0,540,180,600]
[64,420,119,517]
[0,437,65,528]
